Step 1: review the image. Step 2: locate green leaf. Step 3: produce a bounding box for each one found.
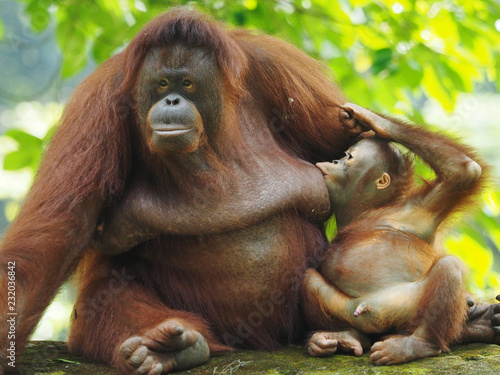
[457,23,476,50]
[4,129,43,149]
[371,48,392,75]
[433,60,466,93]
[396,59,423,89]
[56,19,89,78]
[93,33,121,63]
[0,19,4,39]
[324,215,337,242]
[421,62,454,111]
[4,150,33,170]
[3,129,43,171]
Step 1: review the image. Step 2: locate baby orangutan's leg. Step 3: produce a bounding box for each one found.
[308,329,371,357]
[371,256,468,365]
[303,268,422,334]
[303,268,351,320]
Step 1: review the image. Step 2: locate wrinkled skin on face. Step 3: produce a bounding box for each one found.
[137,46,223,155]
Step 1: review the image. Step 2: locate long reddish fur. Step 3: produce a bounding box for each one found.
[0,7,356,368]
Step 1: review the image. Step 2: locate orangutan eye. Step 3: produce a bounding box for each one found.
[345,152,353,160]
[182,80,193,89]
[159,79,168,88]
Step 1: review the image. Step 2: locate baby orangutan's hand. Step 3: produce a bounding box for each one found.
[339,106,364,136]
[341,103,393,139]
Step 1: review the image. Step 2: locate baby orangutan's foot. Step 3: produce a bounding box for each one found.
[370,334,441,365]
[308,330,371,357]
[116,320,210,374]
[461,295,500,344]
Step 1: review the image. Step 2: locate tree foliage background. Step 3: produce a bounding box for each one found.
[0,0,499,340]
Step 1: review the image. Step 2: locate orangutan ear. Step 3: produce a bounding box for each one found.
[376,173,391,190]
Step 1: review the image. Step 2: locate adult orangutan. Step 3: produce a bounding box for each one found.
[0,8,357,374]
[0,8,499,375]
[303,104,500,365]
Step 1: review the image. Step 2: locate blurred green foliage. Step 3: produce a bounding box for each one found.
[1,0,500,301]
[11,0,500,117]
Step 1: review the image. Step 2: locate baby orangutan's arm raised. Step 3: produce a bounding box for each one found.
[342,103,483,240]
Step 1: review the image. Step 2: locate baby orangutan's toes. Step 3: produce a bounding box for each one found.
[370,335,441,365]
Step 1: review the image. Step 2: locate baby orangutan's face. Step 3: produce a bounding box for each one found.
[316,139,385,205]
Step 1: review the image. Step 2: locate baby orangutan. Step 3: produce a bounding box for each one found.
[303,103,488,365]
